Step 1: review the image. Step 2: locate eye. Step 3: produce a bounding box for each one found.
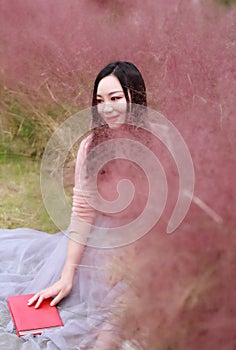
[96,98,104,104]
[111,96,123,102]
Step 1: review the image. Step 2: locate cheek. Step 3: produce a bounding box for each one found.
[115,102,127,115]
[97,104,103,115]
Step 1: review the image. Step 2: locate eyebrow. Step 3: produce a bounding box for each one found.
[96,91,124,97]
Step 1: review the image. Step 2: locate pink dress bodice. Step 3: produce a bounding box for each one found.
[70,134,149,235]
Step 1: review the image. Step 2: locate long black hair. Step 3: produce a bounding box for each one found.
[91,61,147,128]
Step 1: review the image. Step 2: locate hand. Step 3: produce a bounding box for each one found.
[27,277,73,309]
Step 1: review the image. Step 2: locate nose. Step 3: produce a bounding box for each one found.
[103,102,113,114]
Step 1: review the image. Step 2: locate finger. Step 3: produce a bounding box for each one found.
[39,289,56,300]
[27,292,41,306]
[35,295,45,309]
[50,291,64,306]
[34,288,58,308]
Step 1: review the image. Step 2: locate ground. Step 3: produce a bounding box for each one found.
[0,155,57,233]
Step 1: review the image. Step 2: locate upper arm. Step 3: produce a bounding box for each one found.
[71,135,97,223]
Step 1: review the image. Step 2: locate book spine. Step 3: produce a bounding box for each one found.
[7,300,21,337]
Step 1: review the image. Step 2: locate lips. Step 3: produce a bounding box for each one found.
[105,116,120,123]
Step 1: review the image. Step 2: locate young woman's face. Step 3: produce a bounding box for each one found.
[96,75,128,129]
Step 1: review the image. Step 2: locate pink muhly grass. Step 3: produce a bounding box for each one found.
[0,0,235,348]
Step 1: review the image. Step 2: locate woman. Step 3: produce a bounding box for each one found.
[0,61,150,349]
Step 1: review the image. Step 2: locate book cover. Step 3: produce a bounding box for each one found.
[7,293,63,337]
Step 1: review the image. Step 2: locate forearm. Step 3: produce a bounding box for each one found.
[61,239,86,279]
[62,216,93,281]
[27,228,88,307]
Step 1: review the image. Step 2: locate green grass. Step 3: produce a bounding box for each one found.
[0,154,58,233]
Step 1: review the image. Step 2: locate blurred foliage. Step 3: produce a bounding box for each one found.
[0,0,235,347]
[0,85,79,158]
[0,0,235,159]
[214,0,236,5]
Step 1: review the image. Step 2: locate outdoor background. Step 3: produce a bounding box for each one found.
[0,0,236,349]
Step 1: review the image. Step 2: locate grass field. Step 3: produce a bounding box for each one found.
[0,154,58,233]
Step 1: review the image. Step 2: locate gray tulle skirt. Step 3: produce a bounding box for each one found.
[0,227,128,350]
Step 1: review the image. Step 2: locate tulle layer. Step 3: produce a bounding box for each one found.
[0,227,128,349]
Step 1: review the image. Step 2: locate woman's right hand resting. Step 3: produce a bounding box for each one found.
[27,266,75,308]
[27,234,86,308]
[27,278,72,309]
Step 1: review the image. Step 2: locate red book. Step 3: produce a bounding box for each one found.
[7,294,63,337]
